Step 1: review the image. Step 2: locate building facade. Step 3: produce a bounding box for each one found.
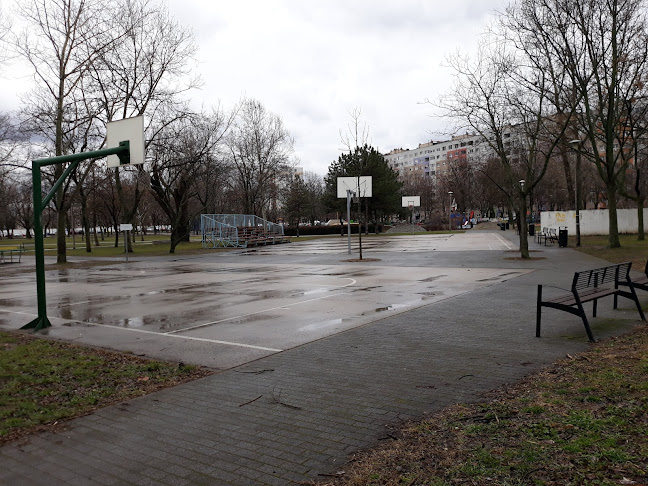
[384,133,483,180]
[383,130,521,180]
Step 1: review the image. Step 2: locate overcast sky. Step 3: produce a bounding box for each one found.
[0,0,509,176]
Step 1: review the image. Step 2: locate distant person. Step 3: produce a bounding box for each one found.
[340,219,344,236]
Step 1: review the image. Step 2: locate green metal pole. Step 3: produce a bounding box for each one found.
[22,161,51,330]
[21,142,130,331]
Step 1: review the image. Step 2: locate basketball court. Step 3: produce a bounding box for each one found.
[0,232,528,369]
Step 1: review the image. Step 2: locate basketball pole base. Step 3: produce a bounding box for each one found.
[21,316,52,331]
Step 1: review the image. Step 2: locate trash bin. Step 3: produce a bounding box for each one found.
[528,224,535,236]
[500,223,505,231]
[558,227,568,247]
[505,222,510,229]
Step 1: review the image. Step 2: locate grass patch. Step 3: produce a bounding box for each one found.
[574,233,648,270]
[311,326,648,485]
[0,330,213,443]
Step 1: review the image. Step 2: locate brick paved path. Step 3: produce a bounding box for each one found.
[2,242,644,485]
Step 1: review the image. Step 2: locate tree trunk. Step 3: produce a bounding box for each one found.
[607,184,620,248]
[519,194,529,259]
[169,227,182,254]
[56,201,67,263]
[93,212,100,246]
[114,169,133,253]
[638,200,645,241]
[365,201,369,235]
[79,189,92,253]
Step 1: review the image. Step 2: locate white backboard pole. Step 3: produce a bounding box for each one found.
[346,190,353,254]
[402,196,421,234]
[337,176,373,256]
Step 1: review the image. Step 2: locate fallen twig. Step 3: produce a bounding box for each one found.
[234,369,275,374]
[271,387,302,410]
[458,374,475,380]
[239,395,263,407]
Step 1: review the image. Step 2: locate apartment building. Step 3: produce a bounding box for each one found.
[383,130,517,180]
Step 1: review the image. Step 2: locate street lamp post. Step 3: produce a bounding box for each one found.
[448,191,453,231]
[519,179,525,234]
[568,140,582,247]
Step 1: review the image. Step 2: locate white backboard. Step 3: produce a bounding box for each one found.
[337,176,373,198]
[402,196,421,208]
[106,116,145,167]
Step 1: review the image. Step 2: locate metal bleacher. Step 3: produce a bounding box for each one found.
[201,214,290,249]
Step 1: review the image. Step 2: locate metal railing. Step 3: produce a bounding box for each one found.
[201,214,285,248]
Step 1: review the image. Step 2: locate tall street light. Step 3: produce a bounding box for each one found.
[448,191,453,231]
[568,139,582,247]
[519,179,525,234]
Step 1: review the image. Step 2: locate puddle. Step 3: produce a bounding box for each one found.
[299,318,344,332]
[373,301,421,313]
[113,316,158,328]
[302,288,331,296]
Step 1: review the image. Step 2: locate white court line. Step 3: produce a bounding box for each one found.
[166,278,357,335]
[0,308,282,352]
[0,309,38,318]
[494,233,515,250]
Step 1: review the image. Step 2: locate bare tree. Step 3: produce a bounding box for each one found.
[302,171,325,225]
[437,158,477,216]
[0,4,12,68]
[227,99,294,217]
[149,108,232,253]
[514,0,648,247]
[13,0,126,262]
[439,0,581,259]
[402,173,437,222]
[86,0,200,251]
[618,98,648,240]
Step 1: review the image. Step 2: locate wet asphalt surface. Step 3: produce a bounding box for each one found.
[1,231,646,485]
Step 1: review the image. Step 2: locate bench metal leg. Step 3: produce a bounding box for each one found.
[592,298,598,317]
[614,286,646,322]
[536,285,542,337]
[578,304,596,343]
[627,285,646,321]
[580,313,596,342]
[571,294,596,342]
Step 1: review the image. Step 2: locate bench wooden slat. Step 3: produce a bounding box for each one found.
[545,287,617,307]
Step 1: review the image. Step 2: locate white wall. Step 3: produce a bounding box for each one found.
[540,208,648,235]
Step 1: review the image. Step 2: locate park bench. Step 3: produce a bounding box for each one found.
[0,243,26,263]
[536,227,549,244]
[536,262,646,342]
[537,227,557,245]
